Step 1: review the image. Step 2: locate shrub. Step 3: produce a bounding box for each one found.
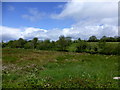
[67,43,77,52]
[100,43,118,55]
[76,41,87,52]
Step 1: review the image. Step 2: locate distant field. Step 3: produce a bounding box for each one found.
[88,42,119,45]
[2,48,119,88]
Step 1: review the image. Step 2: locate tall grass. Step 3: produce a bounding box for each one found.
[2,48,119,88]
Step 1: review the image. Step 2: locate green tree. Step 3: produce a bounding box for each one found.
[78,38,81,41]
[43,39,51,50]
[102,36,106,38]
[36,39,53,50]
[17,38,26,48]
[98,41,106,49]
[24,42,33,49]
[57,35,68,51]
[65,36,72,46]
[88,36,97,42]
[32,37,38,49]
[2,41,6,48]
[76,41,87,52]
[6,40,14,48]
[117,36,120,42]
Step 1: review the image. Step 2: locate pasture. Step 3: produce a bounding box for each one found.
[2,48,119,88]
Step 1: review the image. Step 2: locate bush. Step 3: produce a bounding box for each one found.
[100,43,118,55]
[116,42,120,55]
[67,43,77,52]
[76,41,87,52]
[24,42,33,49]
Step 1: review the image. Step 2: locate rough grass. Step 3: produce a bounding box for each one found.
[2,48,119,88]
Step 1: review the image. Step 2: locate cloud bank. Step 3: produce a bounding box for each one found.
[1,24,118,41]
[2,0,118,41]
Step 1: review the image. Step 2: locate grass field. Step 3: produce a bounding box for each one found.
[2,48,119,88]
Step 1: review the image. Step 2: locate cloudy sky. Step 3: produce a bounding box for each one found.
[1,0,118,41]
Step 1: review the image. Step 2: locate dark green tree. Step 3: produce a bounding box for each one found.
[2,41,6,48]
[17,38,26,48]
[24,42,33,49]
[32,37,38,49]
[78,38,81,41]
[100,36,107,42]
[76,41,87,52]
[57,35,68,51]
[88,36,98,42]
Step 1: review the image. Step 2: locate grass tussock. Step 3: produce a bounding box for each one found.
[2,48,119,88]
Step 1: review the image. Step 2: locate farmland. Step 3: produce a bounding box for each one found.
[2,1,120,89]
[2,48,119,88]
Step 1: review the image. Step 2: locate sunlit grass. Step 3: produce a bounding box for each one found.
[2,48,119,88]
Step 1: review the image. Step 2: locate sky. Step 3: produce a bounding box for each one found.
[1,0,118,41]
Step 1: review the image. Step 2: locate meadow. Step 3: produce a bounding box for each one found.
[2,48,119,88]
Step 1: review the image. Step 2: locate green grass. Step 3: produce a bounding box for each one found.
[2,48,119,88]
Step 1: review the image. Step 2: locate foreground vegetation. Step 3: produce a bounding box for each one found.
[2,48,119,88]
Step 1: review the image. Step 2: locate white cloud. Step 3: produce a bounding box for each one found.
[52,1,118,20]
[52,1,83,19]
[1,1,118,41]
[72,24,118,39]
[1,24,118,42]
[0,26,22,41]
[22,8,45,22]
[22,27,48,40]
[51,0,118,26]
[51,0,118,39]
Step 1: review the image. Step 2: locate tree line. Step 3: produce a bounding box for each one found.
[1,35,120,55]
